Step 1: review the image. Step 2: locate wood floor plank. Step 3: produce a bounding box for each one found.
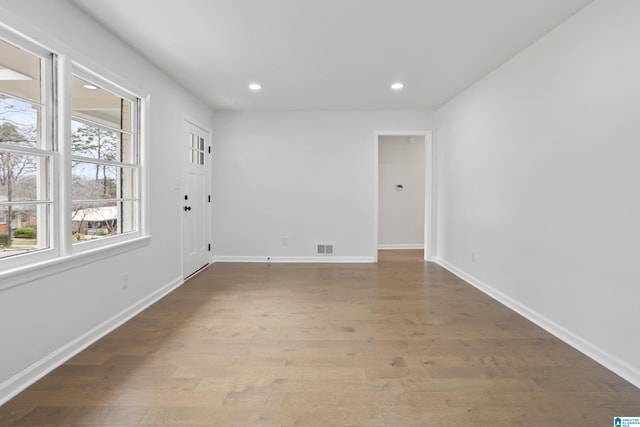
[2,250,639,426]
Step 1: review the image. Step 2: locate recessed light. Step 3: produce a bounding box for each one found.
[249,83,261,91]
[391,82,404,90]
[83,84,98,90]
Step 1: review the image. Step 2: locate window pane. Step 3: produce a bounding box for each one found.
[0,152,49,201]
[71,200,136,242]
[0,38,41,103]
[0,203,49,258]
[72,76,131,132]
[71,120,120,161]
[72,161,117,199]
[121,200,137,233]
[0,95,41,149]
[119,167,137,199]
[72,201,117,241]
[121,132,134,164]
[72,162,136,201]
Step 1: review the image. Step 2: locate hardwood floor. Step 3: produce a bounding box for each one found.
[1,250,638,426]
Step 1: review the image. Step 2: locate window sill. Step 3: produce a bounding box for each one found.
[0,235,151,292]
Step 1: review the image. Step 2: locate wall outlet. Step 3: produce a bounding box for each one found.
[471,251,476,263]
[282,236,288,246]
[121,272,129,290]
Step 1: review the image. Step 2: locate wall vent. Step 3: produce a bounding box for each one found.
[316,243,334,256]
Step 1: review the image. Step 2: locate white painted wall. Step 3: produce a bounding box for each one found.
[0,1,213,402]
[378,135,425,248]
[435,0,640,387]
[212,111,432,261]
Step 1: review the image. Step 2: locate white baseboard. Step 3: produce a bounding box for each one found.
[378,244,424,250]
[213,256,375,263]
[434,257,640,389]
[0,275,184,406]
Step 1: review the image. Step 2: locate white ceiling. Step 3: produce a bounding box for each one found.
[70,0,593,111]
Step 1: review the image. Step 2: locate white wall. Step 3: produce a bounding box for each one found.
[212,111,432,261]
[378,135,425,248]
[0,0,214,403]
[435,0,640,387]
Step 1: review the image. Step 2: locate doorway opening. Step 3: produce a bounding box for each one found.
[374,131,434,262]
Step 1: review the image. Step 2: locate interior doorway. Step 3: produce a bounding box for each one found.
[374,131,434,262]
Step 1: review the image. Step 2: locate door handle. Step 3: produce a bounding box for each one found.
[184,206,191,211]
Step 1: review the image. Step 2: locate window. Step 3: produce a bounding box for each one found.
[0,36,52,259]
[0,28,145,280]
[189,133,206,166]
[70,74,140,245]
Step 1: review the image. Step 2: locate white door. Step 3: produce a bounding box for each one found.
[183,120,210,278]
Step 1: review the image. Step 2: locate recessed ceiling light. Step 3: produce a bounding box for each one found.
[249,83,261,91]
[83,84,98,90]
[391,82,404,90]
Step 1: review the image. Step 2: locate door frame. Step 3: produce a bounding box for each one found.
[373,130,435,262]
[181,116,212,279]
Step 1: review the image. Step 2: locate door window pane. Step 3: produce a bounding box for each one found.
[189,133,205,165]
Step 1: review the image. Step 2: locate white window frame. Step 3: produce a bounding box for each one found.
[0,28,57,272]
[68,65,142,254]
[0,27,150,291]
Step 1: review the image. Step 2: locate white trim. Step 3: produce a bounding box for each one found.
[424,132,435,261]
[58,54,73,257]
[0,235,150,292]
[374,131,435,264]
[0,274,184,406]
[213,256,375,264]
[378,244,424,250]
[139,95,151,237]
[434,257,640,389]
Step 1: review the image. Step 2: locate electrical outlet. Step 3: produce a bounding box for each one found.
[282,236,288,246]
[471,251,476,263]
[122,272,129,290]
